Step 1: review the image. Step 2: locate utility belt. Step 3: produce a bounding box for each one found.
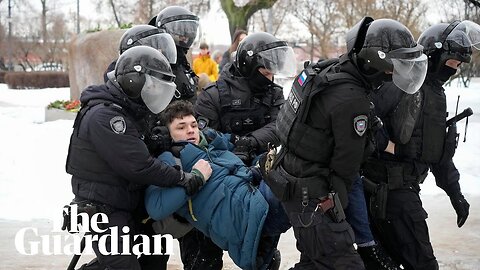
[362,158,427,189]
[266,163,330,202]
[61,198,115,234]
[362,159,427,220]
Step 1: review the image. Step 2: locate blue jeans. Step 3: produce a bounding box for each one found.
[345,175,374,245]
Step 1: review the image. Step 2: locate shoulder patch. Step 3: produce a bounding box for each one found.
[197,116,209,130]
[353,115,368,137]
[110,116,126,134]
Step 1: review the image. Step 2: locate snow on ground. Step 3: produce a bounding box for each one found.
[0,80,479,269]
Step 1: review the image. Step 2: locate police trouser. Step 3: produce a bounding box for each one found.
[178,228,223,270]
[78,210,169,270]
[366,187,438,270]
[78,210,141,270]
[283,199,365,270]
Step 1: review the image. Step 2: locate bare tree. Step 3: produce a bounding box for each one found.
[249,0,290,35]
[293,0,342,58]
[40,0,48,42]
[220,0,278,39]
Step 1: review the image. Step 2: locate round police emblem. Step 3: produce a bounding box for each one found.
[353,115,368,137]
[110,116,126,134]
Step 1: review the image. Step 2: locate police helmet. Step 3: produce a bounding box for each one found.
[115,46,176,114]
[349,18,427,94]
[119,25,177,64]
[234,32,297,78]
[155,6,199,48]
[418,20,480,72]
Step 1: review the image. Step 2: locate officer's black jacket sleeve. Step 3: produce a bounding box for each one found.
[195,88,221,130]
[250,87,285,151]
[330,98,370,183]
[431,159,462,197]
[87,108,182,187]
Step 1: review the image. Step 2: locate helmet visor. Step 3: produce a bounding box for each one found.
[163,20,198,48]
[446,20,480,50]
[256,46,297,77]
[391,53,428,94]
[141,74,177,114]
[139,33,177,64]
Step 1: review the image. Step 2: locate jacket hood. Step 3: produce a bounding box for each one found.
[79,79,149,119]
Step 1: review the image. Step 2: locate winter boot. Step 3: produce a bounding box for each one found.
[357,244,401,270]
[266,249,281,270]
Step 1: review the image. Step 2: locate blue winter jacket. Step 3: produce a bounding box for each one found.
[145,129,269,270]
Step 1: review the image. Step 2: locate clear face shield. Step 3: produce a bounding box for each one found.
[141,73,176,114]
[256,46,297,77]
[442,20,480,62]
[139,33,177,64]
[163,19,199,48]
[381,47,428,94]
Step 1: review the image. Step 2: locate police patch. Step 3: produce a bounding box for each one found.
[197,117,208,130]
[110,116,126,134]
[353,115,368,137]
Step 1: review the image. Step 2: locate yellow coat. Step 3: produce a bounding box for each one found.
[193,55,219,82]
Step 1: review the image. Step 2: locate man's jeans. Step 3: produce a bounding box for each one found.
[345,175,375,245]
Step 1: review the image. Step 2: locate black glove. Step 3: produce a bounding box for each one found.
[394,137,421,159]
[232,136,258,165]
[145,126,172,156]
[249,166,263,186]
[177,171,206,196]
[449,193,470,227]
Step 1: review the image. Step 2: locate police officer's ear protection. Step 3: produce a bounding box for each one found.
[117,70,146,99]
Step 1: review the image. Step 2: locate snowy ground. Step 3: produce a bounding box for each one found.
[0,80,479,269]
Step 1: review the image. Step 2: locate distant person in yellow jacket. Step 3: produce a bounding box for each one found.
[193,42,219,81]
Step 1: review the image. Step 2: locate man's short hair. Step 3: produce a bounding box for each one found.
[161,100,195,125]
[199,42,209,50]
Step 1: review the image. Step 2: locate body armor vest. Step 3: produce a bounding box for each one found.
[276,59,359,163]
[419,84,447,162]
[215,79,277,136]
[66,100,141,189]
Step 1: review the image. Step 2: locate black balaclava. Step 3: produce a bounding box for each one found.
[436,65,458,84]
[248,68,273,93]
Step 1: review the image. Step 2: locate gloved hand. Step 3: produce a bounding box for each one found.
[249,166,263,186]
[145,126,172,156]
[449,193,470,227]
[394,137,422,159]
[177,171,206,196]
[232,136,258,165]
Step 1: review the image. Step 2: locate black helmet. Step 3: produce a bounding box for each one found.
[155,6,199,48]
[349,18,427,94]
[418,20,480,73]
[119,25,177,64]
[115,46,176,114]
[234,32,296,77]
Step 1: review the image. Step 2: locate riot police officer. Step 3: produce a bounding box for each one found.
[151,6,199,103]
[363,20,479,270]
[67,46,212,270]
[183,31,296,270]
[269,18,428,269]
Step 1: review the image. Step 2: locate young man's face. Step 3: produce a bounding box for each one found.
[168,115,200,145]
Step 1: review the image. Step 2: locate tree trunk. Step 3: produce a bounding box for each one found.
[109,0,121,28]
[220,0,278,40]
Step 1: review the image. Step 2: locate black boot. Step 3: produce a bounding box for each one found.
[267,249,281,270]
[357,244,401,270]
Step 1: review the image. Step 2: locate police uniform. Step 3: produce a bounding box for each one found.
[66,80,182,270]
[273,55,369,269]
[171,47,198,103]
[363,78,464,270]
[195,63,285,151]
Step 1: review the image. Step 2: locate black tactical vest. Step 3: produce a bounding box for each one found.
[276,59,360,163]
[215,79,280,136]
[419,84,447,162]
[171,48,198,102]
